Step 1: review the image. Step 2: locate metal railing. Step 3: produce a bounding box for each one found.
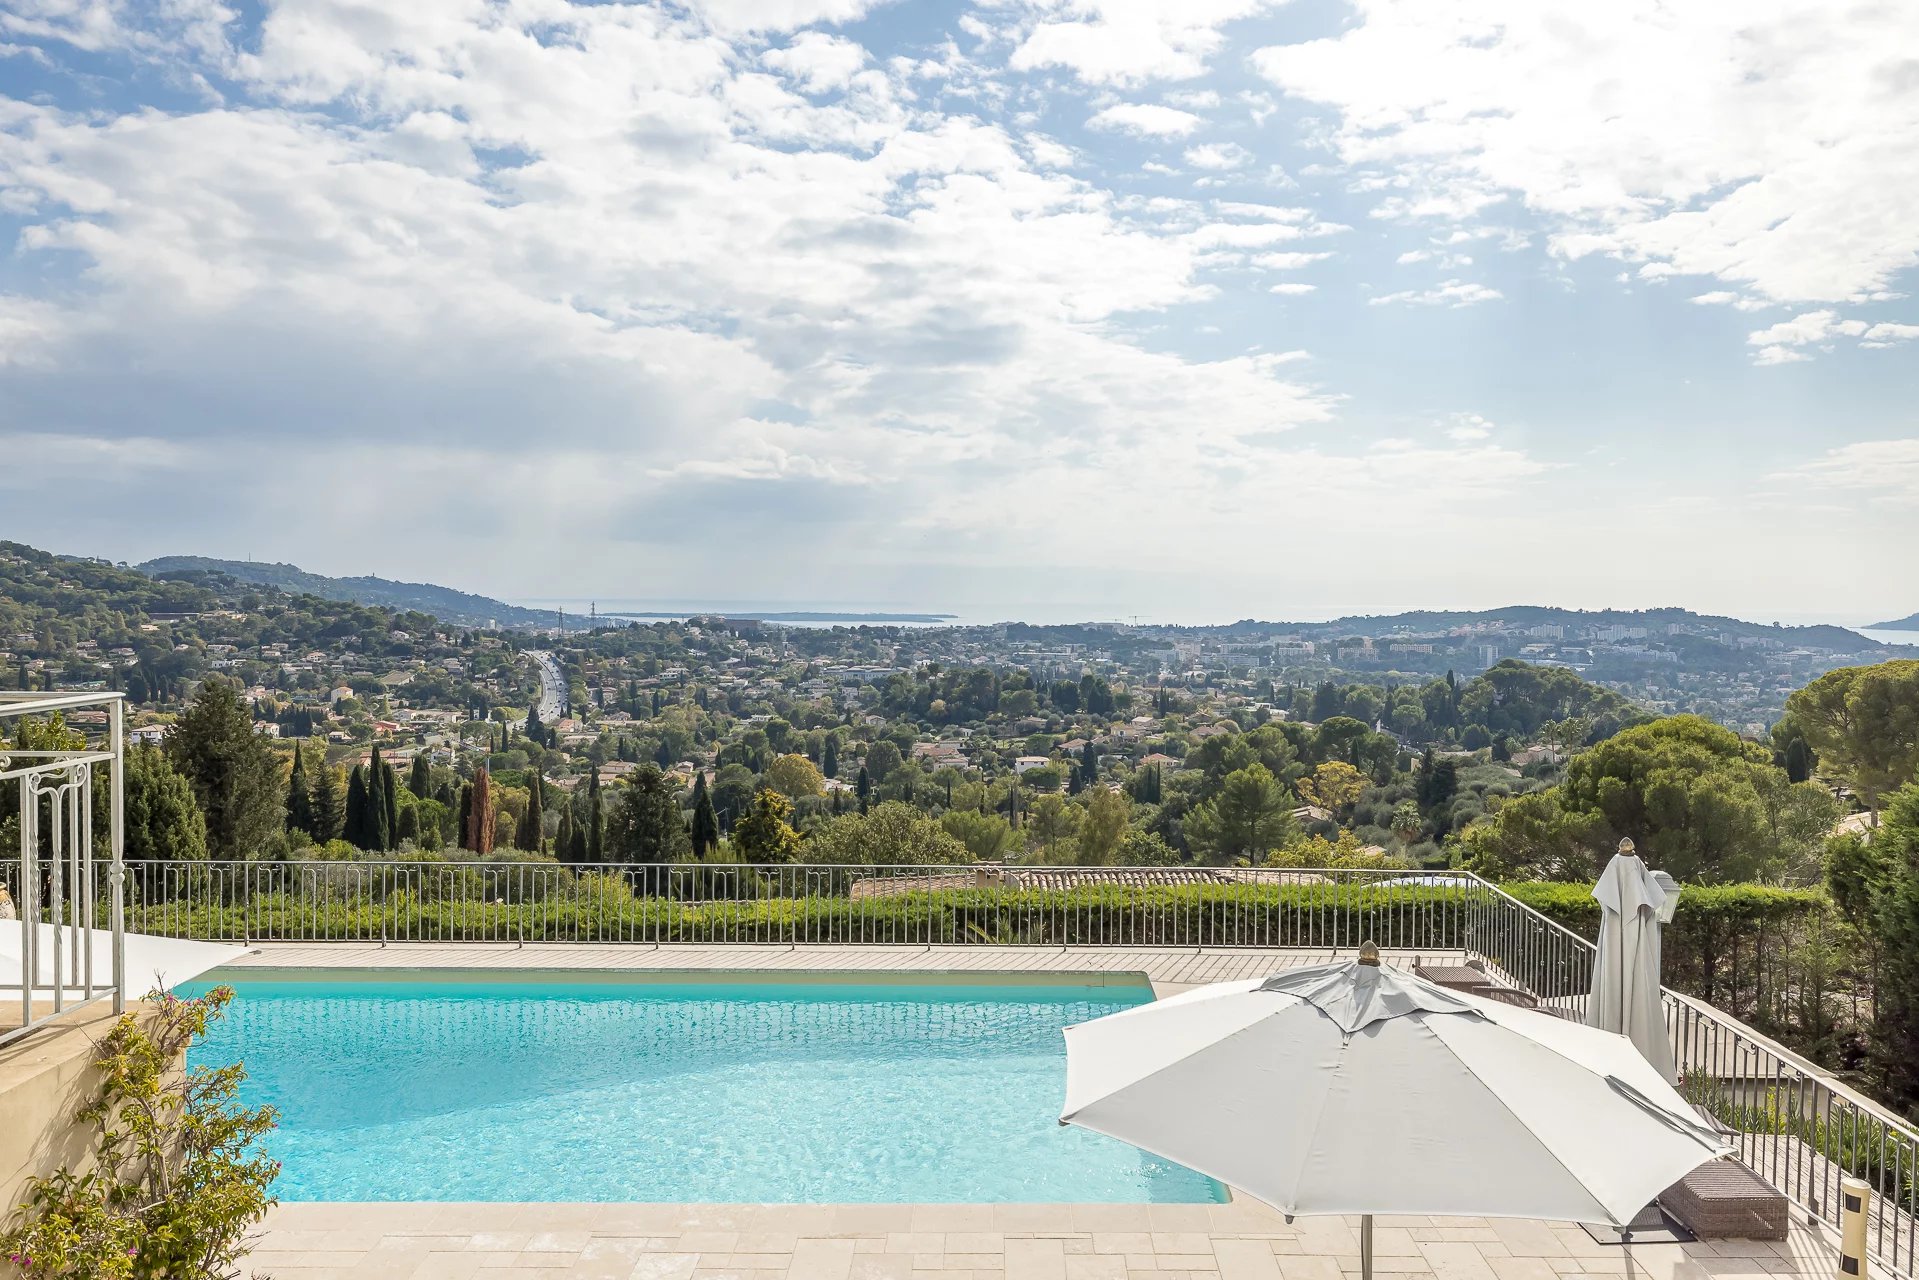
[105,855,1919,1277]
[1,691,127,1047]
[1472,879,1918,1280]
[117,860,1513,949]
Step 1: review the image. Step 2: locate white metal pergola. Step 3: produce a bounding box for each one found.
[1,689,126,1045]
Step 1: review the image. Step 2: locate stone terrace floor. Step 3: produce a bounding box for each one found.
[221,945,1856,1280]
[216,941,1467,995]
[242,1201,1851,1280]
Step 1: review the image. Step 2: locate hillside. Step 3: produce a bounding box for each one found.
[139,556,553,630]
[1869,611,1919,631]
[1310,605,1884,651]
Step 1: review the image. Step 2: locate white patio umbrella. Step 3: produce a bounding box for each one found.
[1587,841,1677,1081]
[1061,951,1727,1280]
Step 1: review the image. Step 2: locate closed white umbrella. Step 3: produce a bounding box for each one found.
[1588,842,1677,1081]
[1061,951,1726,1279]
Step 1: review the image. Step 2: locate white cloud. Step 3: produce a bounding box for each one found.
[1396,249,1431,264]
[1086,102,1203,138]
[1164,89,1220,110]
[0,0,1358,596]
[1862,321,1919,347]
[1744,309,1919,362]
[762,32,870,93]
[1444,413,1493,442]
[1371,280,1503,308]
[1006,0,1281,86]
[1769,440,1919,505]
[1253,251,1333,270]
[1268,282,1315,294]
[1184,141,1251,170]
[1254,1,1919,304]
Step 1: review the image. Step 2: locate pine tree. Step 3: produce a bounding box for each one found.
[822,736,839,779]
[286,741,315,837]
[856,765,871,815]
[344,765,370,849]
[408,754,432,799]
[518,772,545,852]
[690,772,720,857]
[165,678,285,860]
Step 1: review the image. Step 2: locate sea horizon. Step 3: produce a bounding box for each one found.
[511,597,1918,641]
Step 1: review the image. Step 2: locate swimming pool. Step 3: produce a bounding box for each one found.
[180,972,1225,1203]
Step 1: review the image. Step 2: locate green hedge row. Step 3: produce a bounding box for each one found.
[128,880,1508,949]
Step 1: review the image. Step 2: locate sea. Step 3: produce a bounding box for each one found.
[515,599,1919,643]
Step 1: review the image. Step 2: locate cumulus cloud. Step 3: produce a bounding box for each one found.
[1005,0,1282,86]
[0,0,1910,611]
[1745,309,1919,363]
[1254,0,1919,304]
[762,32,870,93]
[1086,102,1202,137]
[1184,141,1251,170]
[0,0,1364,597]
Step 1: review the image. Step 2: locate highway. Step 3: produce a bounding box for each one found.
[528,649,566,722]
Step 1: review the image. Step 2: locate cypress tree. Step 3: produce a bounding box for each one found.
[690,772,719,857]
[344,765,370,849]
[822,736,839,779]
[586,767,604,863]
[286,741,315,836]
[456,783,474,852]
[408,754,432,799]
[1080,740,1098,786]
[467,766,496,855]
[556,807,577,864]
[366,747,391,852]
[856,765,871,815]
[382,757,400,849]
[313,761,346,841]
[527,702,544,748]
[518,773,545,852]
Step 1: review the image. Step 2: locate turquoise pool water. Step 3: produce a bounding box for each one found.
[179,976,1224,1203]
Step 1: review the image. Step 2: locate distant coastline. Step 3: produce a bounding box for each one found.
[595,609,959,624]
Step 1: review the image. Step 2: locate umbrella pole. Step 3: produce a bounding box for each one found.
[1360,1215,1373,1280]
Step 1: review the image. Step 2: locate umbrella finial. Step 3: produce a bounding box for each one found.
[1618,837,1636,856]
[1357,939,1381,967]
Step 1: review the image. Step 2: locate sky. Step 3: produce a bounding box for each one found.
[0,0,1916,626]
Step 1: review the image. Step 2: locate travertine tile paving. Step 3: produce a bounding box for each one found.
[217,942,1463,995]
[241,1203,1852,1280]
[221,947,1852,1280]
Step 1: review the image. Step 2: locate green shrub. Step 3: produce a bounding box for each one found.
[1,987,277,1280]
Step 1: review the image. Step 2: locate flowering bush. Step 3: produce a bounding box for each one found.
[2,987,278,1279]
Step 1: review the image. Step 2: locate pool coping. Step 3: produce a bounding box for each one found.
[197,965,1159,990]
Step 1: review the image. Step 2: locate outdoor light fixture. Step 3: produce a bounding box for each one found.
[1649,870,1680,924]
[1622,836,1682,925]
